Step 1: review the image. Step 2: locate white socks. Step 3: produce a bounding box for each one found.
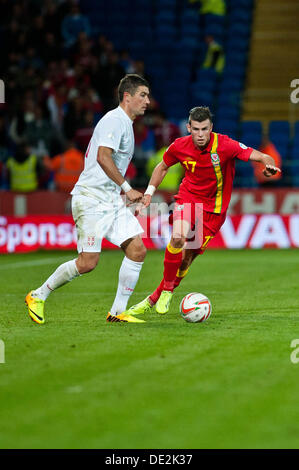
[33,259,80,301]
[32,256,143,315]
[110,256,143,315]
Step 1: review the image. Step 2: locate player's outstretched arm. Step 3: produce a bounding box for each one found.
[97,146,143,203]
[249,149,281,177]
[143,160,170,208]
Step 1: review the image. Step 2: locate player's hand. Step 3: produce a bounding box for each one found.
[126,189,144,204]
[134,195,152,216]
[263,165,281,177]
[143,194,152,208]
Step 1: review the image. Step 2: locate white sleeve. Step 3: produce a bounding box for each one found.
[95,116,123,152]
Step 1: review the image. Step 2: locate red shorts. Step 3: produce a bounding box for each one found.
[171,199,226,254]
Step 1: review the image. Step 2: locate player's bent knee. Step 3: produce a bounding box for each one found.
[171,236,185,248]
[124,238,147,262]
[132,244,146,262]
[76,253,99,274]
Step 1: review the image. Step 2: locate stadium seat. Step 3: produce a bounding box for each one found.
[196,67,218,82]
[268,121,290,158]
[157,0,177,6]
[191,80,216,95]
[155,11,176,25]
[180,23,200,39]
[240,121,263,149]
[241,121,263,136]
[229,9,253,24]
[292,162,299,186]
[180,36,201,49]
[225,36,249,53]
[223,64,245,80]
[269,120,290,141]
[215,119,239,139]
[225,51,248,66]
[180,9,200,25]
[294,121,299,137]
[290,145,299,160]
[191,90,215,110]
[219,77,244,93]
[228,22,251,38]
[216,106,240,122]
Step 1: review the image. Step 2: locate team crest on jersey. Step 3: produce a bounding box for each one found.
[211,153,220,164]
[176,204,184,211]
[87,236,95,247]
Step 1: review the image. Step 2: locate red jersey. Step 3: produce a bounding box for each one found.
[163,132,253,214]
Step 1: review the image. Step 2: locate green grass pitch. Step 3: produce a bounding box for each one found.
[0,248,299,449]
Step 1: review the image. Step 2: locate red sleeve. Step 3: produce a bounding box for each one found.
[163,142,179,167]
[225,136,253,162]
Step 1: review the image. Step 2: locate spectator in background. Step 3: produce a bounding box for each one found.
[43,138,84,192]
[133,59,151,84]
[119,50,136,74]
[202,35,225,74]
[43,0,63,39]
[40,33,62,65]
[0,115,11,164]
[47,81,68,132]
[6,142,41,192]
[133,117,156,187]
[61,1,91,48]
[146,146,183,192]
[252,140,282,186]
[9,97,35,146]
[97,51,126,112]
[28,15,46,55]
[74,109,95,152]
[63,95,85,139]
[153,111,181,150]
[71,31,94,68]
[134,117,156,159]
[25,105,55,157]
[189,0,226,18]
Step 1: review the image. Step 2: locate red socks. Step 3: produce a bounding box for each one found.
[162,243,183,291]
[149,243,184,304]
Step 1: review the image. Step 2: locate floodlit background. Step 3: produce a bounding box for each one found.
[1,0,299,450]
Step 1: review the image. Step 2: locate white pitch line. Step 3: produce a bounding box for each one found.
[0,256,71,270]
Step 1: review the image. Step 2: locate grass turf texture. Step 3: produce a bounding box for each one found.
[0,248,299,449]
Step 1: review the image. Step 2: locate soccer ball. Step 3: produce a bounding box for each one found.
[179,292,212,323]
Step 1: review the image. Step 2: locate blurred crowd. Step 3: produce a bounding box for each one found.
[0,0,184,193]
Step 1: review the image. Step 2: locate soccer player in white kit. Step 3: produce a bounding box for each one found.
[25,74,150,324]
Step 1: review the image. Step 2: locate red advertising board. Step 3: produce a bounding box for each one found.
[1,189,299,216]
[1,214,298,254]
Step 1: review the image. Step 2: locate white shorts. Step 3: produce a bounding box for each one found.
[72,194,144,253]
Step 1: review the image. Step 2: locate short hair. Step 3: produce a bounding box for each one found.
[118,74,150,102]
[188,106,213,124]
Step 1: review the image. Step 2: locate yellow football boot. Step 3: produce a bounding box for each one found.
[25,291,45,324]
[127,296,153,316]
[106,312,145,323]
[155,290,173,315]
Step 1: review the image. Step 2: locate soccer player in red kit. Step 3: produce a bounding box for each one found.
[128,107,281,316]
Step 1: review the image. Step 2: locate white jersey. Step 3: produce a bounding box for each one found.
[71,106,134,201]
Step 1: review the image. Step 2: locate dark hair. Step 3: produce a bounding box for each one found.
[118,74,149,102]
[188,106,213,124]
